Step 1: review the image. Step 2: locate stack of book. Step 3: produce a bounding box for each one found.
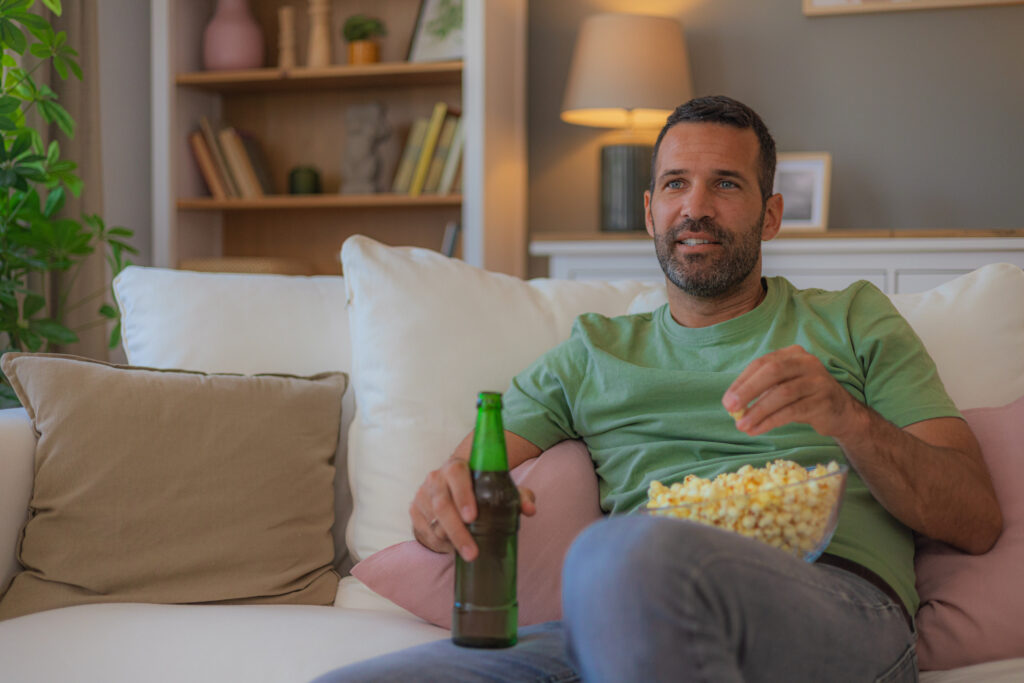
[391,101,464,197]
[189,116,273,200]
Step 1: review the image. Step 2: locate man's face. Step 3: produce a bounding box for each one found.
[644,122,780,299]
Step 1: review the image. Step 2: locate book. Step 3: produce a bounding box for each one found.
[423,114,459,194]
[238,131,274,194]
[199,116,239,197]
[440,220,461,257]
[391,118,429,194]
[217,127,264,198]
[436,116,464,195]
[408,101,448,197]
[188,130,228,200]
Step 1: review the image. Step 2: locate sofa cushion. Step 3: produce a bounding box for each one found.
[887,263,1024,411]
[340,235,658,560]
[351,440,602,627]
[0,602,447,683]
[914,394,1024,670]
[113,266,355,571]
[0,353,344,621]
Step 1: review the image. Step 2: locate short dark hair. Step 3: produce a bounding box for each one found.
[649,95,777,201]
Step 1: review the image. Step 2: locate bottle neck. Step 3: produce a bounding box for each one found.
[469,406,509,472]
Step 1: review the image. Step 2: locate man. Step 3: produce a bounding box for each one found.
[316,96,1001,682]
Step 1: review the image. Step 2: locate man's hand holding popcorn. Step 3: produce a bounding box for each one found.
[722,344,862,441]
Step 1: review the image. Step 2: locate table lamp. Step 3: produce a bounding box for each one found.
[561,13,693,231]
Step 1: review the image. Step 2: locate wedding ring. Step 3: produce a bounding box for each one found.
[429,517,441,529]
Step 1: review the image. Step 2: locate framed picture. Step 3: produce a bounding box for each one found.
[408,0,464,62]
[774,153,832,232]
[804,0,1023,16]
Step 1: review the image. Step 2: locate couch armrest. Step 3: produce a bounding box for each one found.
[0,407,34,591]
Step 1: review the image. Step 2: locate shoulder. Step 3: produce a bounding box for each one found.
[776,277,895,314]
[573,310,657,344]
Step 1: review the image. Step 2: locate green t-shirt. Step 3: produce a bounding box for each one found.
[502,277,960,615]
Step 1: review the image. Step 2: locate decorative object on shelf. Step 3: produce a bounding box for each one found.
[341,102,393,194]
[804,0,1023,15]
[561,14,692,232]
[202,0,265,71]
[774,153,832,233]
[289,166,323,194]
[408,0,464,62]
[342,14,386,65]
[277,5,296,69]
[306,0,332,67]
[0,4,136,408]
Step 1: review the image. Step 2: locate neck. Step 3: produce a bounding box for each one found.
[665,269,768,328]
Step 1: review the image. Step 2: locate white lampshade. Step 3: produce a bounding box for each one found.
[561,13,693,130]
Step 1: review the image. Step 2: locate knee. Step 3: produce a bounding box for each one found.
[562,516,685,612]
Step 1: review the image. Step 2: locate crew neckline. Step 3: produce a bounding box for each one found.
[656,277,784,346]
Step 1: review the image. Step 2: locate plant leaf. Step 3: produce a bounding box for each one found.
[107,320,121,349]
[0,19,27,55]
[22,292,45,318]
[40,0,62,16]
[43,185,65,216]
[99,303,117,319]
[31,319,78,344]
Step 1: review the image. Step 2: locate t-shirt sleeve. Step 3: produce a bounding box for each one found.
[501,326,587,450]
[848,283,961,428]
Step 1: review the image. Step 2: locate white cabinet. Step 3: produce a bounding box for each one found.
[530,234,1024,293]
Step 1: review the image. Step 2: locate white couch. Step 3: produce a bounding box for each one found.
[1,235,1022,682]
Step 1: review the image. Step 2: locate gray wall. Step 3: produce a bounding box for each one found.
[528,0,1024,239]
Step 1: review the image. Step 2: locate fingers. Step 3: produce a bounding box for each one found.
[519,486,537,517]
[724,346,850,437]
[411,459,479,561]
[723,345,808,416]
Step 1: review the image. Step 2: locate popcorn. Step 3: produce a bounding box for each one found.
[646,460,846,558]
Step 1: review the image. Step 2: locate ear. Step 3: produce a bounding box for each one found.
[761,193,783,241]
[644,190,655,238]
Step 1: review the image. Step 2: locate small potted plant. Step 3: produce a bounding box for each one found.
[342,14,386,65]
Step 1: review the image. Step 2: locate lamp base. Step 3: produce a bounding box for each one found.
[601,144,653,232]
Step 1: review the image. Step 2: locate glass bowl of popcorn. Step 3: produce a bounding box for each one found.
[644,460,849,562]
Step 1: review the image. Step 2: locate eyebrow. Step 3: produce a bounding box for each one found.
[657,168,749,183]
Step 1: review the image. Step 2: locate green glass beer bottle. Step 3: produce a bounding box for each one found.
[452,391,520,648]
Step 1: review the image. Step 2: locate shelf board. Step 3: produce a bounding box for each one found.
[178,194,462,210]
[176,61,463,92]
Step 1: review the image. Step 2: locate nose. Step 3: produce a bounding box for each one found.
[680,184,714,222]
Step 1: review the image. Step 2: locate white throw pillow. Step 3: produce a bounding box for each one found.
[112,267,354,570]
[889,263,1024,411]
[627,263,1024,411]
[341,236,659,560]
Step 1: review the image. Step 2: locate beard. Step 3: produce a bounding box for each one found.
[652,210,765,298]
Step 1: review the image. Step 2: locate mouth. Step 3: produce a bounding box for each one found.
[674,234,722,251]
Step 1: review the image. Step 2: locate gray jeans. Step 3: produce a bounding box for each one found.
[313,515,917,682]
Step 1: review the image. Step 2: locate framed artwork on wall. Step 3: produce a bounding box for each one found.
[774,153,832,233]
[408,0,464,62]
[804,0,1024,16]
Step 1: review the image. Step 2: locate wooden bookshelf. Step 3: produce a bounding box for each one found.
[151,0,526,276]
[178,193,463,210]
[175,60,463,92]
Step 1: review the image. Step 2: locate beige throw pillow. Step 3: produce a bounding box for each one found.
[0,353,346,622]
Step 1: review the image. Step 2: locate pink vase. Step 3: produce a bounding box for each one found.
[202,0,265,71]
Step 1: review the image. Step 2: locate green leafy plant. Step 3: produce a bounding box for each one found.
[342,14,386,43]
[0,0,136,408]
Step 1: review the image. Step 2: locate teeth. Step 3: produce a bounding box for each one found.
[681,239,712,246]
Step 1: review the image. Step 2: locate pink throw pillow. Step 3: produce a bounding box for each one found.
[351,440,603,627]
[914,394,1024,670]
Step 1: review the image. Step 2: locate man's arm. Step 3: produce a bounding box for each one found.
[410,430,542,561]
[723,345,1003,554]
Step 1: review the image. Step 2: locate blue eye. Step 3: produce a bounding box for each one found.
[666,179,684,189]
